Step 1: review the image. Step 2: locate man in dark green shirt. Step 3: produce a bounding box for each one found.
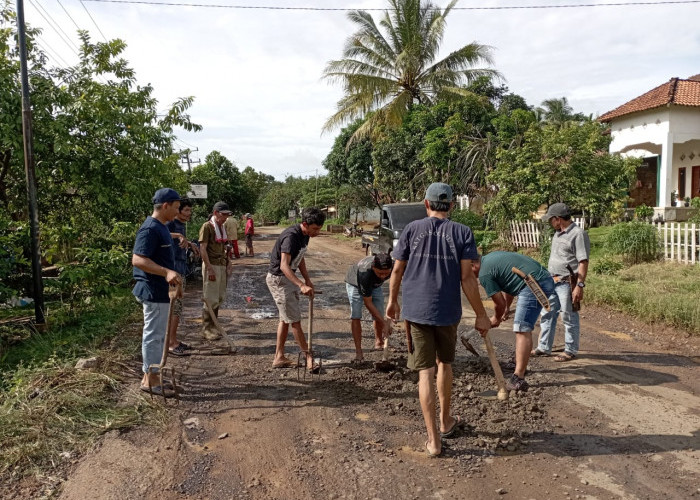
[473,251,554,392]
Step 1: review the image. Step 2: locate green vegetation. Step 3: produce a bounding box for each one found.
[587,262,700,333]
[0,291,167,479]
[605,221,660,265]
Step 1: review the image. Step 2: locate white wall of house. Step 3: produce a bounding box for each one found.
[608,106,700,207]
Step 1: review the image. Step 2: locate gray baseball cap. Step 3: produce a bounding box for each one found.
[542,202,571,220]
[425,182,453,203]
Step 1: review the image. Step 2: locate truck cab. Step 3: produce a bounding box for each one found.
[361,202,427,255]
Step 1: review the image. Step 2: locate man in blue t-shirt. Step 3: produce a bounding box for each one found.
[132,188,182,397]
[386,183,490,457]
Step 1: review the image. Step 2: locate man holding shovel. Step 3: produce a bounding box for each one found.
[472,252,555,392]
[199,201,233,341]
[266,207,326,371]
[344,253,393,362]
[132,188,182,398]
[386,183,490,458]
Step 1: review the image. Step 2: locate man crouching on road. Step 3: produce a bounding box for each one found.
[345,253,393,362]
[386,183,490,458]
[472,251,555,392]
[132,188,182,398]
[266,207,325,371]
[200,201,233,340]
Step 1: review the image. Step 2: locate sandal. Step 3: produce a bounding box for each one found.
[169,343,191,356]
[140,385,176,398]
[554,352,576,362]
[308,363,321,374]
[440,415,464,438]
[531,349,550,357]
[425,441,442,458]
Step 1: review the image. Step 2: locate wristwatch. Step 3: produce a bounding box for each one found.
[577,281,585,288]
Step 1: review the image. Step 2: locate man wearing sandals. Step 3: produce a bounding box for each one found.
[472,252,555,392]
[266,207,326,371]
[386,183,490,458]
[132,188,182,397]
[536,203,590,362]
[345,253,393,362]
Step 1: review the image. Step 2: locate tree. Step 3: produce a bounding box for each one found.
[322,119,380,207]
[487,120,639,226]
[322,0,499,142]
[189,151,244,215]
[240,166,275,215]
[535,97,587,125]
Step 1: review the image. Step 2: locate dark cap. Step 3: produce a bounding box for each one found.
[213,201,232,214]
[425,182,453,203]
[372,253,393,270]
[152,188,181,204]
[542,202,571,221]
[245,213,252,219]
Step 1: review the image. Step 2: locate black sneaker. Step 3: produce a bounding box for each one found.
[505,373,529,392]
[169,343,191,356]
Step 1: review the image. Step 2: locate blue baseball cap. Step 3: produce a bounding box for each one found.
[152,188,181,204]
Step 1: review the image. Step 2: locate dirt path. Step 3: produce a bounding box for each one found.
[57,228,700,500]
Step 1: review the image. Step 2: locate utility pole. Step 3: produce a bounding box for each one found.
[16,0,45,327]
[179,148,200,172]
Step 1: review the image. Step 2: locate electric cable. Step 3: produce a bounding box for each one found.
[27,0,80,54]
[79,0,109,42]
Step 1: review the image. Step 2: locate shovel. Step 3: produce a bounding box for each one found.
[202,298,237,355]
[374,326,395,372]
[298,291,322,381]
[145,282,182,403]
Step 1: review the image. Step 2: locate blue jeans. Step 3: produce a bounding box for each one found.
[136,298,169,373]
[538,281,580,355]
[512,277,554,332]
[346,283,384,319]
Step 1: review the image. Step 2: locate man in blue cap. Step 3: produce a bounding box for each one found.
[132,188,182,397]
[386,182,490,457]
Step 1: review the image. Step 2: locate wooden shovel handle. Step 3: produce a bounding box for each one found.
[483,333,509,400]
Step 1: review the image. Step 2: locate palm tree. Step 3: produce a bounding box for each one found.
[322,0,499,142]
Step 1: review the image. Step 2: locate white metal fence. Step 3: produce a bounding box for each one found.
[654,222,700,264]
[508,218,586,249]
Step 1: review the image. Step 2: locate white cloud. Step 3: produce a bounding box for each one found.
[23,0,700,180]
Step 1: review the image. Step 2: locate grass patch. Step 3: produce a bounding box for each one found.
[0,289,168,481]
[587,261,700,333]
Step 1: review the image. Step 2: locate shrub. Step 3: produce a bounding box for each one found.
[605,221,660,265]
[473,230,498,252]
[634,204,654,221]
[689,197,700,224]
[0,215,31,301]
[591,255,624,275]
[451,209,485,230]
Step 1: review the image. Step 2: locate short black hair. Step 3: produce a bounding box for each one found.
[372,253,393,270]
[429,201,451,213]
[301,207,326,227]
[179,198,192,210]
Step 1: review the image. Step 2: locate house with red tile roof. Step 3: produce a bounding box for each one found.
[599,75,700,220]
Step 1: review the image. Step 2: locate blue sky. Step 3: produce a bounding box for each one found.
[20,0,700,179]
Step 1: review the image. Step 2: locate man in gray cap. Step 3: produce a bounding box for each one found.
[386,182,490,457]
[535,202,590,361]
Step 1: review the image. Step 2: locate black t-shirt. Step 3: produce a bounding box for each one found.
[268,224,309,276]
[345,256,391,296]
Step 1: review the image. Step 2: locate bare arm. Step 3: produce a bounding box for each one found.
[572,259,589,302]
[132,254,180,285]
[281,253,313,295]
[169,232,188,248]
[461,259,491,334]
[489,292,508,327]
[386,259,406,321]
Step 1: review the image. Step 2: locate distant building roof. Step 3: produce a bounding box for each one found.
[598,75,700,122]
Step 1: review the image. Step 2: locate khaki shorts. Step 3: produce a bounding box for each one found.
[266,272,301,324]
[407,321,459,371]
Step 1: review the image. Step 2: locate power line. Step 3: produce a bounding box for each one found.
[57,0,84,32]
[80,0,109,42]
[35,37,72,67]
[80,0,700,10]
[27,0,80,54]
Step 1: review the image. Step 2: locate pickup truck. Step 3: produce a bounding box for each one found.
[361,202,427,256]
